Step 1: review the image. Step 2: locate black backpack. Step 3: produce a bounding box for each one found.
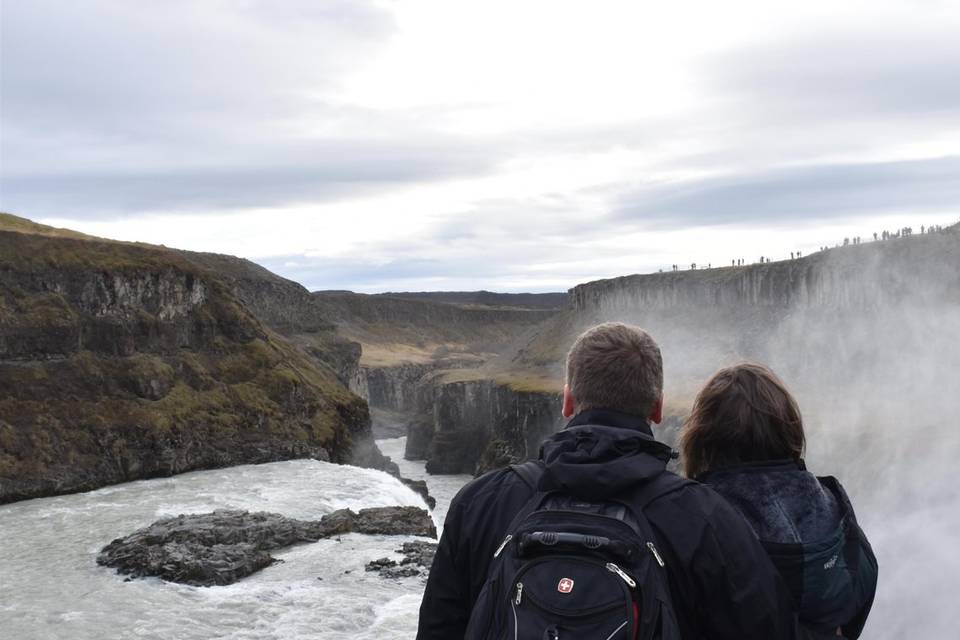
[463,461,691,640]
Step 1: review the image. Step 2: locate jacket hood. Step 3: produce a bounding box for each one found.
[538,408,675,498]
[700,460,845,544]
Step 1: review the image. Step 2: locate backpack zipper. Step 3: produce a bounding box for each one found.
[515,582,524,605]
[494,534,513,558]
[605,562,637,588]
[646,541,665,567]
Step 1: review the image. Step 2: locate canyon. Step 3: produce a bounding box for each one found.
[4,211,957,503]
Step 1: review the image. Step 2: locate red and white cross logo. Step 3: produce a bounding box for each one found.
[557,578,575,593]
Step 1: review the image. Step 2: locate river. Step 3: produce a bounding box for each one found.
[2,434,957,639]
[0,437,471,640]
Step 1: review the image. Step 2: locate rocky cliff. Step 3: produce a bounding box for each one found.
[177,251,362,387]
[315,288,566,474]
[514,227,960,399]
[426,377,563,475]
[407,225,960,478]
[0,214,374,504]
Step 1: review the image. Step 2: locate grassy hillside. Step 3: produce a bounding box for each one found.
[0,213,369,503]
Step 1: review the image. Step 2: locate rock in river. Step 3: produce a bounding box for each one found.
[365,541,438,580]
[97,506,436,586]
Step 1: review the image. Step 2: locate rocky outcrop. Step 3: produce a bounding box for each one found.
[97,506,436,586]
[317,505,437,537]
[0,219,370,504]
[365,540,437,579]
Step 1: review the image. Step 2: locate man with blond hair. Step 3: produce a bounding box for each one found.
[418,322,810,640]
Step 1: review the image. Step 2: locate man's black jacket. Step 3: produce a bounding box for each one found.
[417,409,812,640]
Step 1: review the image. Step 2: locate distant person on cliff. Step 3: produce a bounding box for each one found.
[417,322,812,640]
[680,363,878,639]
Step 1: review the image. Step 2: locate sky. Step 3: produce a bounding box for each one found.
[2,0,959,293]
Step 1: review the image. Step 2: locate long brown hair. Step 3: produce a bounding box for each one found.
[680,362,805,478]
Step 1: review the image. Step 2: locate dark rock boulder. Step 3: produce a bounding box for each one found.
[319,506,437,537]
[365,540,438,579]
[400,478,436,509]
[97,506,436,586]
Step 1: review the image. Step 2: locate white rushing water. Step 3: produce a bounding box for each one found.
[5,430,949,639]
[0,437,471,640]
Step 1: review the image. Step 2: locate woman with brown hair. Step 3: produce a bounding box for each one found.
[681,363,878,639]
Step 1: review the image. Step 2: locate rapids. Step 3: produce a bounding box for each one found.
[0,437,471,640]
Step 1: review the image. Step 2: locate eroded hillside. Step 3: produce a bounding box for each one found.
[0,213,373,503]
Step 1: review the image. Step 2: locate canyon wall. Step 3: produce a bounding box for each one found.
[327,289,568,475]
[426,378,563,475]
[404,226,960,485]
[0,216,377,504]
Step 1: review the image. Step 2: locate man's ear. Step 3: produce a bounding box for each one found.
[649,394,663,425]
[562,384,576,418]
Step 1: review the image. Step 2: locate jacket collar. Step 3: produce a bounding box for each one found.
[565,408,654,438]
[538,408,671,497]
[696,458,805,483]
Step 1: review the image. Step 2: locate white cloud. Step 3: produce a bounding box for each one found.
[5,0,960,291]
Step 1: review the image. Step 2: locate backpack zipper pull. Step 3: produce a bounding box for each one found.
[606,562,637,588]
[493,534,513,558]
[646,541,665,568]
[515,582,524,605]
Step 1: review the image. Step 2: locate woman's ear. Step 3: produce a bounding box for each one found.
[649,394,664,425]
[562,384,576,418]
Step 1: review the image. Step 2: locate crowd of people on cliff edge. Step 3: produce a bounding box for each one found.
[664,222,951,274]
[819,222,950,252]
[417,322,878,640]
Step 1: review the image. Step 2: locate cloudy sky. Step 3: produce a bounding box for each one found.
[2,0,958,292]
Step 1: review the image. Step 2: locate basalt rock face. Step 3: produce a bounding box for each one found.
[516,228,960,401]
[169,252,388,474]
[414,228,960,479]
[351,361,565,476]
[427,379,563,475]
[353,362,459,447]
[568,233,960,314]
[313,287,565,478]
[0,219,370,504]
[178,251,363,388]
[97,506,436,586]
[352,363,439,416]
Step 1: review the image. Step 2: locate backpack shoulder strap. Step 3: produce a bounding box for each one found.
[509,460,545,490]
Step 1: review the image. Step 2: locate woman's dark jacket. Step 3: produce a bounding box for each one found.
[700,461,878,639]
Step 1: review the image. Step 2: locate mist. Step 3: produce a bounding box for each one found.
[571,230,960,637]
